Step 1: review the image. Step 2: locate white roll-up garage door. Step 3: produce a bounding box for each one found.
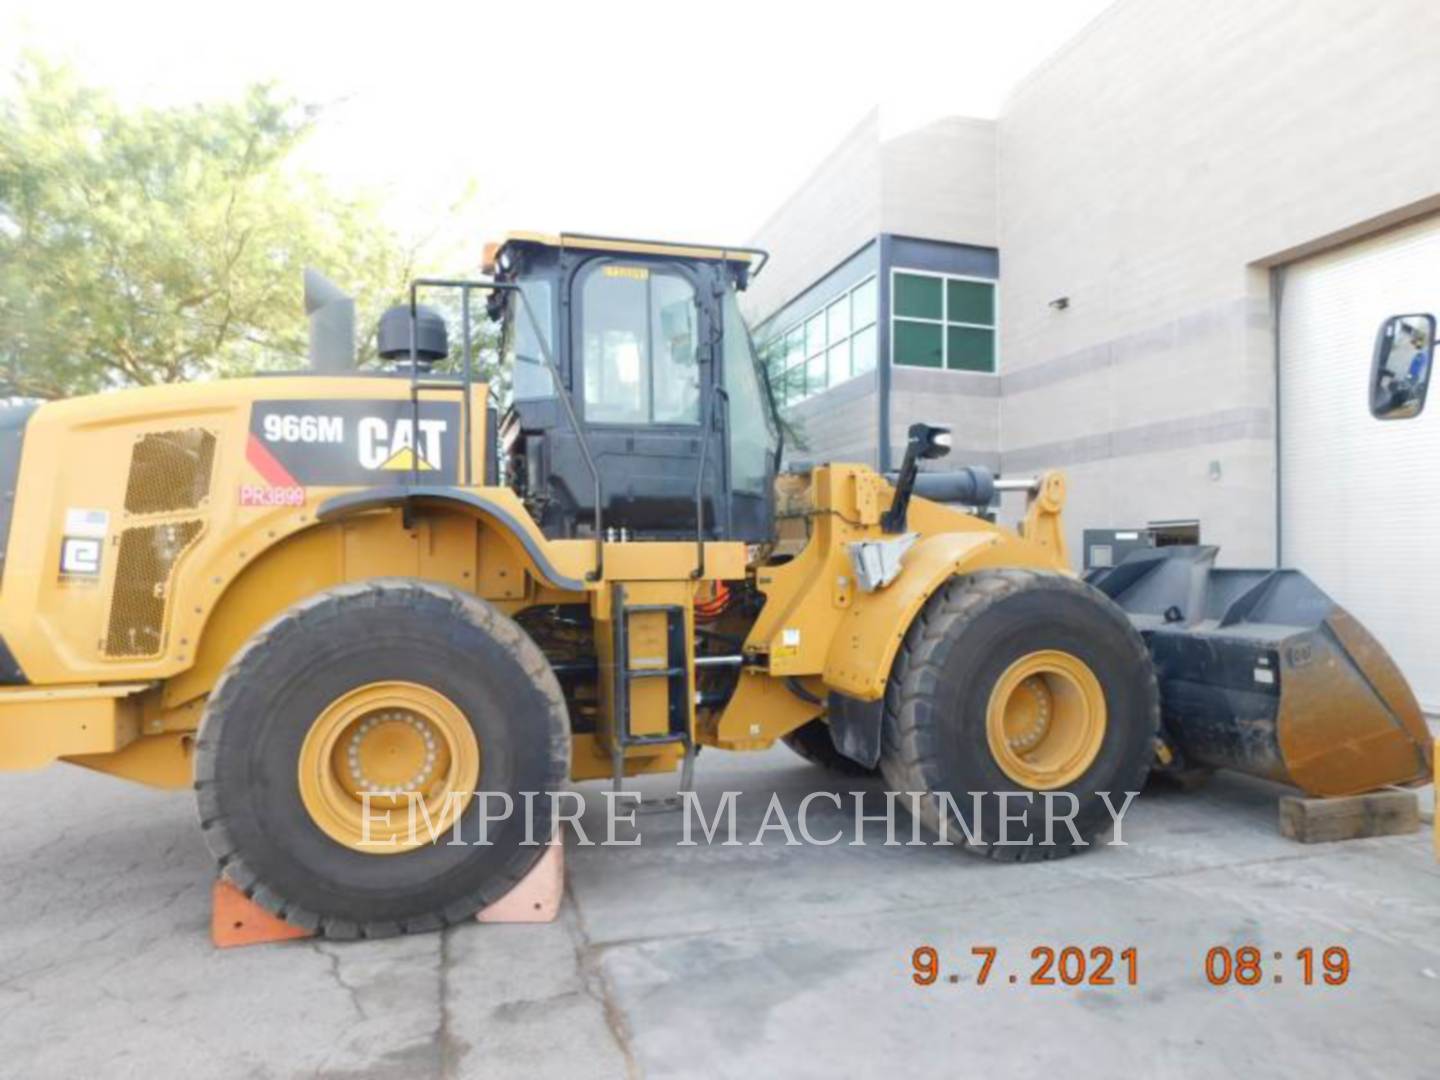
[1278,214,1440,713]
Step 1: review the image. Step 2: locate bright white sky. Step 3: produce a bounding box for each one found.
[3,0,1112,266]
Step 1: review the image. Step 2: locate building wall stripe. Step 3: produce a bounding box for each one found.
[1001,405,1272,473]
[1000,296,1272,397]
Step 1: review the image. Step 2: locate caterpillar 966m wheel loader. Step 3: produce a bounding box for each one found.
[0,233,1428,938]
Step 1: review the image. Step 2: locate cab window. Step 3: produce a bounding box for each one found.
[581,263,699,425]
[506,278,555,401]
[722,288,778,494]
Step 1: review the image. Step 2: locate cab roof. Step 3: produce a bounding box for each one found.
[484,231,768,278]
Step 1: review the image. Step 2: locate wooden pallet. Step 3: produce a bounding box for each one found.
[1278,789,1420,844]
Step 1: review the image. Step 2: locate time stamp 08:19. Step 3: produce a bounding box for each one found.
[910,945,1352,988]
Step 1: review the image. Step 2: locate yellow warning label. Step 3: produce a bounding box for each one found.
[603,265,649,280]
[772,627,801,658]
[379,446,436,471]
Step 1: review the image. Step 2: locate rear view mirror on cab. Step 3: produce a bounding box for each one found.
[1370,313,1434,419]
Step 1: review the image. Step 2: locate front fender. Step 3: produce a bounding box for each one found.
[823,530,1066,700]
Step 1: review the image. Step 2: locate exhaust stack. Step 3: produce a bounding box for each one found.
[304,268,356,373]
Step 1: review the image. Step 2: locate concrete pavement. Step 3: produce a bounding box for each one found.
[0,748,1436,1078]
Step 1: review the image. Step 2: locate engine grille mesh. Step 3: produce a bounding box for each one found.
[104,520,204,657]
[123,429,216,514]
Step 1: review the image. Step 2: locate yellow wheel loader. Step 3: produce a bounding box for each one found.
[0,232,1429,938]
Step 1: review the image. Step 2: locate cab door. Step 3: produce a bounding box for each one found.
[566,256,723,538]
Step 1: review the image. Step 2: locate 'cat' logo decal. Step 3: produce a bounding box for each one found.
[248,400,460,487]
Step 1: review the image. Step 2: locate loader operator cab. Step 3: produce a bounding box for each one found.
[485,234,780,543]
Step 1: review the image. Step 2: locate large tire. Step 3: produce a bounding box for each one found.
[781,719,878,778]
[195,579,570,939]
[880,569,1158,862]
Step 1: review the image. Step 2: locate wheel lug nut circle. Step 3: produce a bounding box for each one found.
[345,709,442,794]
[1007,676,1052,752]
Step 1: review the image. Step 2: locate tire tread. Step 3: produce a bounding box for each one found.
[879,570,1158,862]
[194,577,570,938]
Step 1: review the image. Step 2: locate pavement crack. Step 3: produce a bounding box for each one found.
[312,941,371,1023]
[488,989,585,1021]
[564,881,641,1080]
[436,925,465,1080]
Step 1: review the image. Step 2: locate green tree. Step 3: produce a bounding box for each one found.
[0,58,419,399]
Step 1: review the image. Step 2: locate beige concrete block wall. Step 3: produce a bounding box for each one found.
[996,0,1440,566]
[996,0,1440,570]
[880,115,998,249]
[745,112,884,324]
[785,371,882,468]
[889,367,1000,469]
[748,109,998,326]
[747,0,1440,568]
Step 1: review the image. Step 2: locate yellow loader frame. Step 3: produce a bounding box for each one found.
[0,373,1068,790]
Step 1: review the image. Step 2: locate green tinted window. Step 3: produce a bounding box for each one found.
[771,274,878,411]
[758,336,779,376]
[827,297,850,343]
[805,313,826,357]
[827,340,850,386]
[851,277,877,329]
[894,321,943,368]
[786,327,805,369]
[894,273,943,320]
[807,353,827,394]
[852,325,877,375]
[893,271,996,373]
[947,326,995,372]
[947,280,994,325]
[785,365,806,405]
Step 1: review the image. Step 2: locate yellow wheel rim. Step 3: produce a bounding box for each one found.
[298,681,480,854]
[985,650,1107,789]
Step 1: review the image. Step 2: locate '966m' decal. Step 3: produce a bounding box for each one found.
[248,400,461,487]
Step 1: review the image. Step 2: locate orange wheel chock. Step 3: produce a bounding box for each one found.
[476,837,565,924]
[211,879,314,948]
[211,836,566,948]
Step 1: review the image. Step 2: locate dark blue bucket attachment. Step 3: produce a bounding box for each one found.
[1087,546,1432,796]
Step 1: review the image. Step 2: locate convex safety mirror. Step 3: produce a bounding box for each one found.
[1370,313,1434,419]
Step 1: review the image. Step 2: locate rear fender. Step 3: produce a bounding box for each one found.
[315,486,587,591]
[162,489,578,710]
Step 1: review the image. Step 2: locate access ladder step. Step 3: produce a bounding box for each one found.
[609,586,694,790]
[629,667,687,680]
